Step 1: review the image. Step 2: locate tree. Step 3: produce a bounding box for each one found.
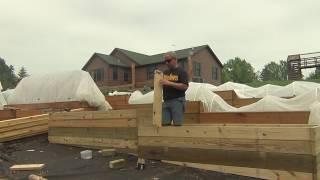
[0,57,18,90]
[222,57,257,83]
[260,60,288,81]
[18,66,29,80]
[306,67,320,80]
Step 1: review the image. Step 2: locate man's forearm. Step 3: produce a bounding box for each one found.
[167,81,188,90]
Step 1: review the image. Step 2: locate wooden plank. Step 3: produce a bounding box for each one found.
[50,109,136,120]
[233,98,260,107]
[153,70,163,127]
[138,125,313,141]
[0,109,15,120]
[112,104,151,110]
[162,160,313,180]
[0,124,48,142]
[49,118,136,128]
[214,90,234,101]
[0,119,48,133]
[113,101,201,114]
[199,111,310,124]
[0,114,48,128]
[49,127,137,140]
[15,109,43,118]
[0,124,48,139]
[49,136,137,149]
[5,101,91,110]
[138,146,315,173]
[312,126,320,179]
[109,159,125,169]
[0,131,47,142]
[184,113,199,124]
[138,136,313,155]
[10,164,45,171]
[105,95,130,106]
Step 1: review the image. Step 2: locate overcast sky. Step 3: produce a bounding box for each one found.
[1,0,319,76]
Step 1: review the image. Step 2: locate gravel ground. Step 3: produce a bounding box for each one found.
[0,134,262,180]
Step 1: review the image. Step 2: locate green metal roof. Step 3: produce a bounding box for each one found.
[95,53,129,67]
[115,48,151,65]
[148,45,209,65]
[115,45,221,66]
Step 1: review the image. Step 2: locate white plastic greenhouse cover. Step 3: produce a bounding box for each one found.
[233,81,320,98]
[128,81,320,124]
[0,89,14,102]
[0,81,6,110]
[214,81,253,91]
[7,70,111,111]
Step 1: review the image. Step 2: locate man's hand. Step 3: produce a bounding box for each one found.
[160,79,188,90]
[159,79,172,86]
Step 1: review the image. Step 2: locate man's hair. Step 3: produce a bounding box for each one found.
[164,51,177,60]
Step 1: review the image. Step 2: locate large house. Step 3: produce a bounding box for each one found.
[82,45,223,88]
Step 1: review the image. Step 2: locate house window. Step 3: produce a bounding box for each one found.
[193,62,201,77]
[112,66,118,80]
[147,65,156,80]
[91,69,104,82]
[212,65,218,80]
[124,71,129,81]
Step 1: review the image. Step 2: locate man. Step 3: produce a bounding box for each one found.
[159,51,189,126]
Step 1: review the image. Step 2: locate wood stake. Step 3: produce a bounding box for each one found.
[153,70,163,128]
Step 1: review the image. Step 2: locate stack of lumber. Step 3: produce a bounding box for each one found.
[49,110,138,152]
[0,114,49,142]
[137,111,320,180]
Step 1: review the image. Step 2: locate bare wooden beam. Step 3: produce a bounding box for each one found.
[153,70,163,128]
[10,164,45,171]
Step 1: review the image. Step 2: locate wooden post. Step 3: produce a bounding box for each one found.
[131,63,136,89]
[188,55,193,82]
[153,70,163,128]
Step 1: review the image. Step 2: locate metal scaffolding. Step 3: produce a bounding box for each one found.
[287,52,320,80]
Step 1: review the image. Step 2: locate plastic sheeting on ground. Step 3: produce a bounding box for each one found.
[7,70,111,111]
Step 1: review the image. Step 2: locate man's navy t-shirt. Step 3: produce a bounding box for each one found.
[163,67,188,101]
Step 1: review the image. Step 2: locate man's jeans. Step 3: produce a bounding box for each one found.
[162,97,186,126]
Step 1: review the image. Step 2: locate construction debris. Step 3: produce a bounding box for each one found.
[99,149,116,157]
[28,174,47,180]
[10,164,45,172]
[109,159,125,169]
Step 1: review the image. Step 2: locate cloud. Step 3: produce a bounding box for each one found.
[0,0,319,76]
